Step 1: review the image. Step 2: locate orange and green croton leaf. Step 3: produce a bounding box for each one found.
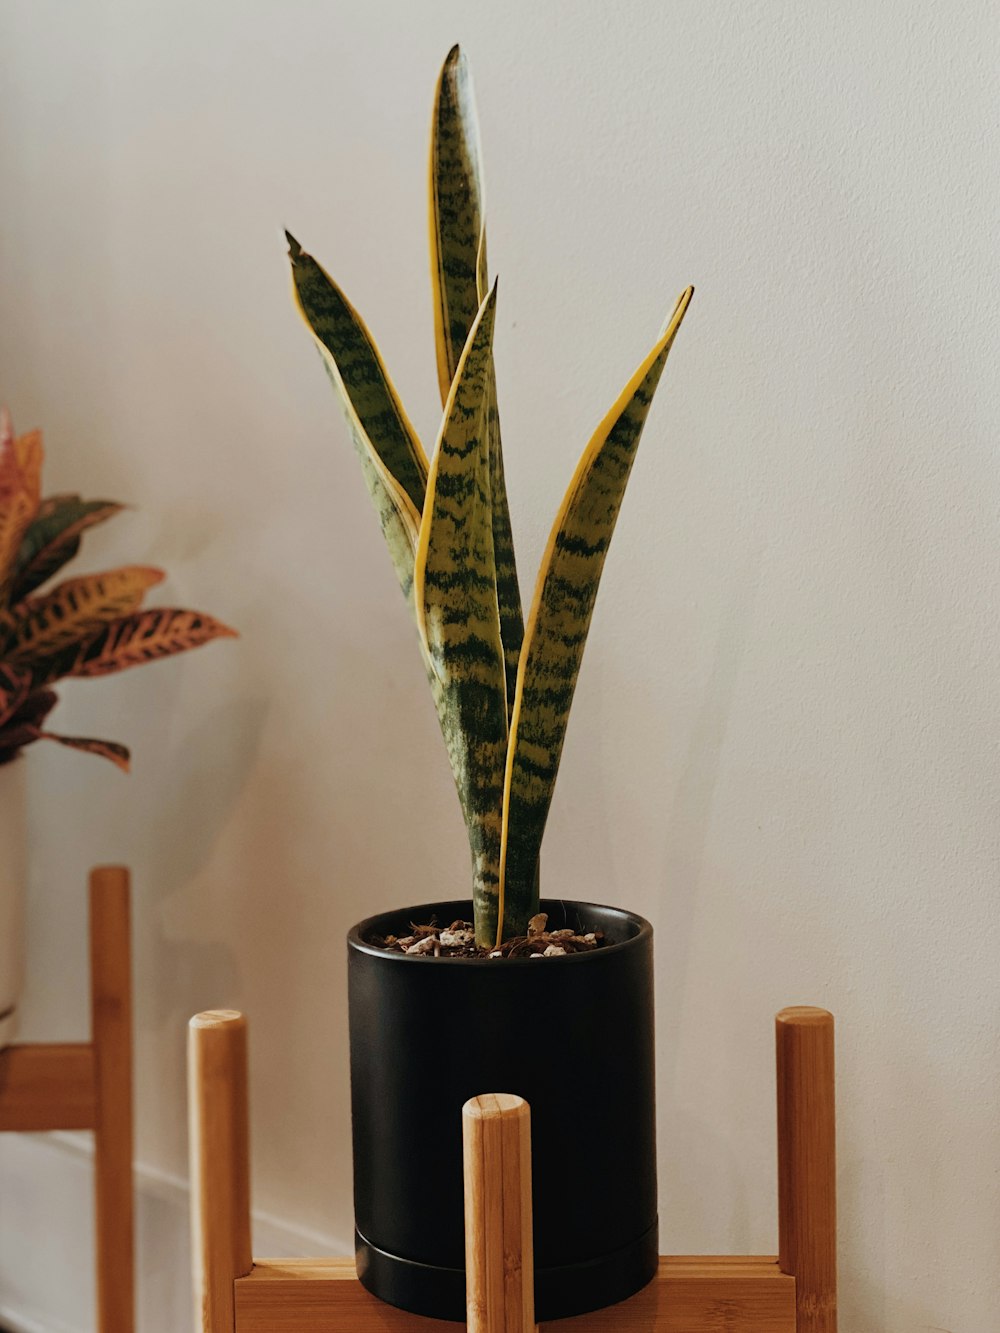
[37,733,131,772]
[0,409,237,768]
[13,494,125,600]
[0,411,43,604]
[0,663,31,729]
[31,607,237,686]
[9,566,165,661]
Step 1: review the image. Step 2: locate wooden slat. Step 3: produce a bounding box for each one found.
[90,866,135,1333]
[776,1007,837,1333]
[463,1094,535,1332]
[234,1256,796,1332]
[190,1010,253,1333]
[0,1042,96,1130]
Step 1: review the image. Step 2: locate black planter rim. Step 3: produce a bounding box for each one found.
[347,897,653,967]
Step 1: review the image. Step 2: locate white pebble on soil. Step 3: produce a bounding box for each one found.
[439,929,473,947]
[405,936,436,954]
[543,944,568,957]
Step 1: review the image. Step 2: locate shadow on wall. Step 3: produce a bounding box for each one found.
[143,694,269,1031]
[655,548,762,1249]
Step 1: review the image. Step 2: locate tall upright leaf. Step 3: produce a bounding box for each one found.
[288,234,426,602]
[497,287,694,939]
[429,44,488,399]
[414,283,508,945]
[430,45,523,716]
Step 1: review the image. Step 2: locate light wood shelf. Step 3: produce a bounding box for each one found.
[0,866,134,1333]
[189,1005,836,1333]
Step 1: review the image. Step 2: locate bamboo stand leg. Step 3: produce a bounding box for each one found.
[776,1007,837,1333]
[463,1093,535,1333]
[90,866,134,1333]
[189,1010,253,1333]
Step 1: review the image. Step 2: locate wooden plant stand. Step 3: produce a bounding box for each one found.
[0,866,134,1333]
[189,1005,835,1333]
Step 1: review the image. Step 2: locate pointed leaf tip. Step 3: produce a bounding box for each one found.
[285,231,303,260]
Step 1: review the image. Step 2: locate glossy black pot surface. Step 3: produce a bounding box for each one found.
[348,898,657,1322]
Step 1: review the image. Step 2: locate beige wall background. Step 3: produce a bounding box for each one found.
[1,1,998,1329]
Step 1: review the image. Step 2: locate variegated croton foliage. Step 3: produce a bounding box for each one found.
[0,409,236,771]
[288,46,693,947]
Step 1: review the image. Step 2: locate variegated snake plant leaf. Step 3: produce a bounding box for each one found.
[288,47,693,945]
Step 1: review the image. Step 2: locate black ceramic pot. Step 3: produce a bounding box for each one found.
[347,898,657,1322]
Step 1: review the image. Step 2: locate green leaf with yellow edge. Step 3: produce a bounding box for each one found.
[430,45,524,717]
[497,286,695,942]
[414,282,508,946]
[287,235,427,605]
[32,607,238,685]
[9,566,165,662]
[13,495,125,600]
[429,44,488,399]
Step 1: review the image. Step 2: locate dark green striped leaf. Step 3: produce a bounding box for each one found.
[415,283,508,946]
[429,44,488,400]
[288,234,425,603]
[430,45,524,717]
[497,287,694,938]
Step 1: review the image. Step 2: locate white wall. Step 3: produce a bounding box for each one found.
[0,1,997,1328]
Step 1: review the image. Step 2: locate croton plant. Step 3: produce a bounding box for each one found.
[288,46,692,947]
[0,408,235,771]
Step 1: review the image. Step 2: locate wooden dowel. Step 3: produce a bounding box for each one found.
[463,1093,535,1333]
[776,1006,837,1333]
[189,1010,253,1333]
[90,866,135,1333]
[0,1043,96,1130]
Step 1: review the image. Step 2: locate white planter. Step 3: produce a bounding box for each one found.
[0,758,27,1049]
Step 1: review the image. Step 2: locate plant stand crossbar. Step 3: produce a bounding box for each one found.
[189,1006,836,1333]
[0,866,134,1333]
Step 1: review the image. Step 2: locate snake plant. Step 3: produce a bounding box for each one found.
[288,46,692,947]
[0,408,236,770]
